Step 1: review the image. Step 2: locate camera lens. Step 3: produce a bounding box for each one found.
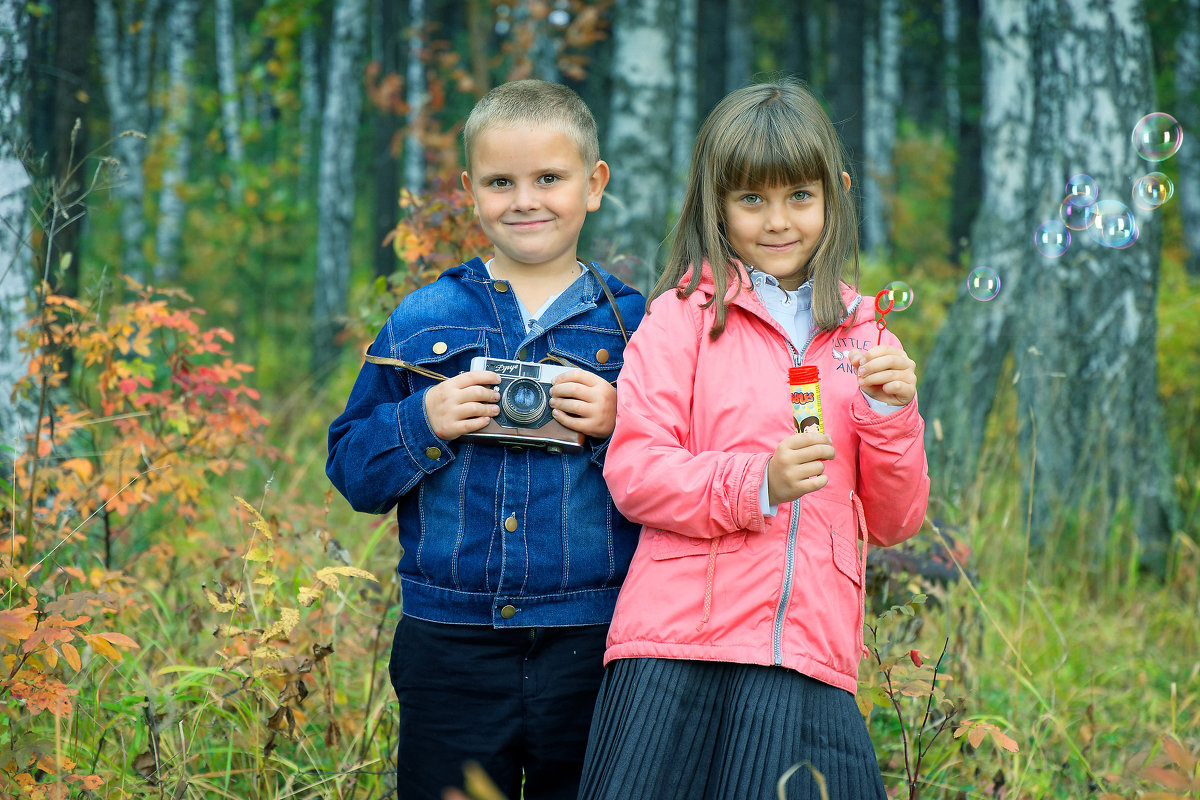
[501,378,548,425]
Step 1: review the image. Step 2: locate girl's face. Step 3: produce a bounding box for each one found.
[722,180,826,290]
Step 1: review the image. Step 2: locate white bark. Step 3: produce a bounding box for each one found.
[724,0,750,91]
[1176,0,1200,276]
[155,0,197,283]
[0,0,33,445]
[943,0,961,139]
[403,0,426,193]
[300,23,322,194]
[215,0,245,192]
[600,0,678,291]
[96,0,162,282]
[671,0,697,195]
[313,0,369,372]
[861,0,900,256]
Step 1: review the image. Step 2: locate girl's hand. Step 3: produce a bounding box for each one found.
[550,369,617,438]
[847,346,917,407]
[423,370,500,441]
[767,431,835,505]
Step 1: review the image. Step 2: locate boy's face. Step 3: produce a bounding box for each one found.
[462,126,608,275]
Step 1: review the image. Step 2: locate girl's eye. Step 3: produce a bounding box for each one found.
[741,194,761,204]
[792,190,811,202]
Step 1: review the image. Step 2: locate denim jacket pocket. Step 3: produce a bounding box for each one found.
[546,327,626,381]
[648,528,747,560]
[395,328,488,390]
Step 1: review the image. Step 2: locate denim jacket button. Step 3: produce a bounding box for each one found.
[494,281,509,293]
[517,348,528,360]
[504,515,518,532]
[596,348,610,364]
[425,446,442,460]
[500,604,517,619]
[432,341,447,355]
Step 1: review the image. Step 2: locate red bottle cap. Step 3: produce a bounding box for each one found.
[789,365,819,384]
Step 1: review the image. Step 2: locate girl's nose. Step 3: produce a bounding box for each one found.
[764,205,791,231]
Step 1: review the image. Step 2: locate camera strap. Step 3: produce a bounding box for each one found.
[361,353,449,381]
[584,261,630,345]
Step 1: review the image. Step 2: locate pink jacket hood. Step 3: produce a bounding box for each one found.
[602,263,930,693]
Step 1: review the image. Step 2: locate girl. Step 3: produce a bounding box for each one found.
[578,80,930,799]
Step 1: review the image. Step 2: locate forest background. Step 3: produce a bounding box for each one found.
[1,0,1199,798]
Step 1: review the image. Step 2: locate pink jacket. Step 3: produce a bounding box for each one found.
[602,265,930,693]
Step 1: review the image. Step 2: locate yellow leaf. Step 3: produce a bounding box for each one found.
[42,647,58,669]
[262,608,300,644]
[94,631,139,650]
[61,643,81,671]
[244,544,272,563]
[86,634,122,661]
[314,566,378,589]
[61,457,95,482]
[297,585,323,607]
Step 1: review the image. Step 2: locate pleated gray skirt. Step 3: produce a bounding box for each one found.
[577,658,887,800]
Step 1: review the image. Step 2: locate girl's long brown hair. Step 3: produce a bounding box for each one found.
[655,79,860,339]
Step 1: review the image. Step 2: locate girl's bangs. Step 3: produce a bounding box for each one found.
[716,112,825,191]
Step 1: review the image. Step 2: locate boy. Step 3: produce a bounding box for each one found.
[326,80,644,800]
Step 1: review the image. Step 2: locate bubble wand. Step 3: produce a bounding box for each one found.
[874,288,894,346]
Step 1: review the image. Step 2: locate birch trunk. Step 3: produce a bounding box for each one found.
[724,0,750,90]
[861,0,899,256]
[943,0,961,140]
[671,0,697,193]
[312,0,368,373]
[95,0,161,282]
[1175,0,1200,277]
[300,22,322,195]
[215,0,244,196]
[154,0,197,283]
[922,0,1178,570]
[599,0,678,291]
[403,0,426,193]
[0,0,33,445]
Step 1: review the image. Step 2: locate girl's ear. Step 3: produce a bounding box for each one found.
[841,171,852,192]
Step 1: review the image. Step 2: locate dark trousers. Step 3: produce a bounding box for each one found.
[389,615,608,800]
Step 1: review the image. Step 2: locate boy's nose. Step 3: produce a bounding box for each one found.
[512,183,541,210]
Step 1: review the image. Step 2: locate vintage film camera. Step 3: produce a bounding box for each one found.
[461,356,585,453]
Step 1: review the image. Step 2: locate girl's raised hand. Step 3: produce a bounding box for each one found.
[847,346,917,407]
[766,431,835,506]
[550,369,617,439]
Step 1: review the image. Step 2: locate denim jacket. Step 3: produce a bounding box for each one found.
[327,257,645,627]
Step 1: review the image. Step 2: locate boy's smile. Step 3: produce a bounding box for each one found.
[462,126,608,278]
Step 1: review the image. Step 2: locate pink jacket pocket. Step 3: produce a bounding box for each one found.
[648,528,747,560]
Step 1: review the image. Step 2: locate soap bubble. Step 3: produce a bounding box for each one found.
[1034,220,1071,258]
[966,267,1001,301]
[1088,199,1138,248]
[1059,196,1095,231]
[1132,113,1182,162]
[1064,174,1098,208]
[1132,172,1173,210]
[880,280,914,312]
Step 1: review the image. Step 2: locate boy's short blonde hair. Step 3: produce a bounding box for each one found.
[463,79,601,173]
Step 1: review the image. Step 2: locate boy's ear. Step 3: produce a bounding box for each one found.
[587,160,610,212]
[461,170,473,194]
[841,171,852,192]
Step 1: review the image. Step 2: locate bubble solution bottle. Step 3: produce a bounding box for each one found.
[789,365,823,434]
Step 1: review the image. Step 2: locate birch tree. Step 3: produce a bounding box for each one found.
[215,0,245,196]
[598,0,678,291]
[861,0,900,256]
[1175,0,1200,277]
[312,0,368,373]
[671,0,697,197]
[0,0,33,445]
[921,0,1178,570]
[403,0,426,194]
[96,0,162,281]
[154,0,198,282]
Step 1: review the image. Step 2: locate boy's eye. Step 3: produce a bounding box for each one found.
[488,178,511,188]
[536,174,560,185]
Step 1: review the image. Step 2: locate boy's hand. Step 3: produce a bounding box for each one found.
[846,346,917,407]
[549,369,617,439]
[423,370,500,441]
[767,431,835,505]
